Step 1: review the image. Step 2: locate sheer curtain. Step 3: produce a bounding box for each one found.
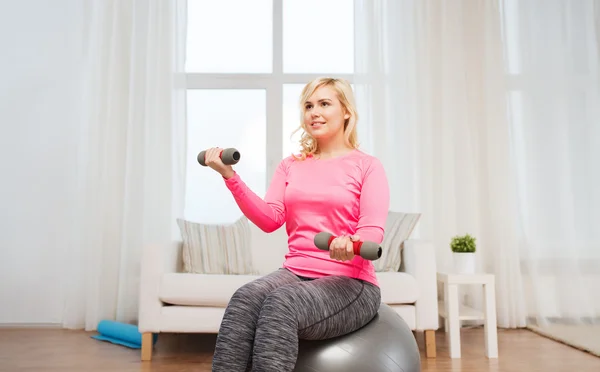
[355,0,600,328]
[501,0,600,326]
[354,0,526,328]
[61,0,187,330]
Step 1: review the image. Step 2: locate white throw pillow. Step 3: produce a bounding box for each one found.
[373,211,421,272]
[177,216,258,275]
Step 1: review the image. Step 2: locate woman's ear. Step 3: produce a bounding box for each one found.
[343,108,351,120]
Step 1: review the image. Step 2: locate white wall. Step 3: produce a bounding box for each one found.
[0,0,84,325]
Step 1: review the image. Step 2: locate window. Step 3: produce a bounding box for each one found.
[186,1,273,73]
[282,1,354,74]
[185,0,355,223]
[282,84,306,157]
[184,89,267,223]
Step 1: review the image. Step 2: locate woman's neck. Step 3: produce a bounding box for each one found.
[316,134,354,159]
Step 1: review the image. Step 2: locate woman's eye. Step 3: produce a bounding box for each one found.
[322,102,329,106]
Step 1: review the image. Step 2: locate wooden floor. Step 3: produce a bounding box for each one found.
[1,327,600,371]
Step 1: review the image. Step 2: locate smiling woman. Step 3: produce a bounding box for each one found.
[202,76,391,371]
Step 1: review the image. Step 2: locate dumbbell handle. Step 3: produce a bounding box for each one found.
[197,148,241,166]
[313,232,382,261]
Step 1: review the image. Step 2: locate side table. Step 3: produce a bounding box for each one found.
[436,272,498,359]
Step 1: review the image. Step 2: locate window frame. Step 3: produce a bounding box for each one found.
[185,0,354,186]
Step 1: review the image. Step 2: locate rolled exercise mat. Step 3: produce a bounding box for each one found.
[91,320,157,349]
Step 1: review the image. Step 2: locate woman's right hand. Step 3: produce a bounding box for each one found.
[203,147,235,179]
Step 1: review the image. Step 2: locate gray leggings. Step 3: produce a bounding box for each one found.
[211,268,381,372]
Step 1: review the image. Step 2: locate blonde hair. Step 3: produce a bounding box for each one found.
[291,77,359,160]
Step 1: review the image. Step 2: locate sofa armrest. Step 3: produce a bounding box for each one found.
[402,239,439,331]
[138,240,182,333]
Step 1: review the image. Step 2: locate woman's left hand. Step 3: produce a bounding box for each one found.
[329,234,360,261]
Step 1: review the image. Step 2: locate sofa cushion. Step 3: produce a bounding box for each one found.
[376,272,419,304]
[159,271,418,307]
[160,273,262,307]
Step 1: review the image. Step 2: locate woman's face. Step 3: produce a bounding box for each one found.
[303,85,350,141]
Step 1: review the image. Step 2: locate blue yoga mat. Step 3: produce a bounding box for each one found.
[91,320,158,349]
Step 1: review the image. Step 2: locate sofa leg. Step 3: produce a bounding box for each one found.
[425,330,436,358]
[141,332,153,361]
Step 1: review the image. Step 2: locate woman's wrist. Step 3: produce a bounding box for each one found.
[221,169,235,180]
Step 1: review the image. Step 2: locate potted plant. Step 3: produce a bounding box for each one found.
[450,234,476,274]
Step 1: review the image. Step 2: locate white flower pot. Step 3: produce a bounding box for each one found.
[453,252,476,274]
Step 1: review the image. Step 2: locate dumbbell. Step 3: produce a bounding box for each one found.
[197,148,241,166]
[313,232,382,261]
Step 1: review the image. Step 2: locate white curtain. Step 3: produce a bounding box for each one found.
[355,0,526,328]
[500,0,600,326]
[61,0,187,330]
[355,0,600,328]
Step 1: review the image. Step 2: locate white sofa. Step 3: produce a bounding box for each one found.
[138,223,439,361]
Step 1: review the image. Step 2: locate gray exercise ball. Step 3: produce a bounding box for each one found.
[295,303,421,372]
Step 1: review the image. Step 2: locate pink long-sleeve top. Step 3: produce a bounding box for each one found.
[224,149,390,287]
